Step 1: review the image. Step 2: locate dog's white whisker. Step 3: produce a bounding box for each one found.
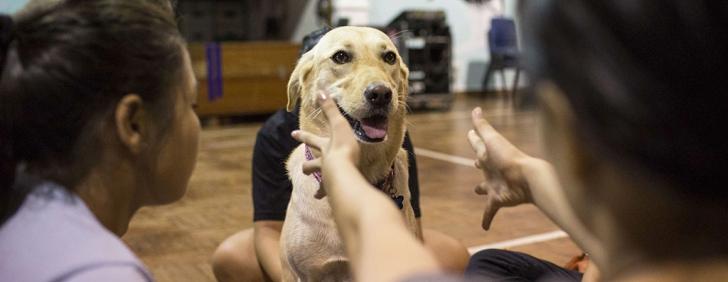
[311,109,322,120]
[404,119,414,128]
[305,107,323,121]
[398,101,412,114]
[312,109,323,120]
[389,29,410,41]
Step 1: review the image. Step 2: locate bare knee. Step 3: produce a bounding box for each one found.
[423,229,470,274]
[212,229,264,282]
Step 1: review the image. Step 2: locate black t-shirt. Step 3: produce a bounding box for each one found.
[252,106,421,221]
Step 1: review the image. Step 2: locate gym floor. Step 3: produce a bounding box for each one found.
[121,93,581,282]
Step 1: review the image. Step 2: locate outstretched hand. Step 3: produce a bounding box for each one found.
[468,107,534,230]
[291,91,361,198]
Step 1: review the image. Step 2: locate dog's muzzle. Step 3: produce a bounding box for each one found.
[336,104,388,143]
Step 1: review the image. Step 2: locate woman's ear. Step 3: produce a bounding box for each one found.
[115,94,146,154]
[287,52,314,112]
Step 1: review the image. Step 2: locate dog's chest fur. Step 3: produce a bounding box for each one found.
[280,145,418,282]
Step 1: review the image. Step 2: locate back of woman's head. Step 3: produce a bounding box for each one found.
[0,0,184,221]
[523,0,728,256]
[524,1,728,200]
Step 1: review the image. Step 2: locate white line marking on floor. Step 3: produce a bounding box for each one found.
[467,230,568,254]
[414,147,475,167]
[408,109,532,123]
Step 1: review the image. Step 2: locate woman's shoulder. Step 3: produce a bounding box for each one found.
[0,181,151,281]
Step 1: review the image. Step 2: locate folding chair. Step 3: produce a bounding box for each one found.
[482,17,521,98]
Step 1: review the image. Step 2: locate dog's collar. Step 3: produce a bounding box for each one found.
[304,145,404,209]
[304,145,324,183]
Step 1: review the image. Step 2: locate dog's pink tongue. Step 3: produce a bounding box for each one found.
[361,119,388,139]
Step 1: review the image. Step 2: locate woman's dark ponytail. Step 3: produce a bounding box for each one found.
[1,14,18,221]
[1,0,184,225]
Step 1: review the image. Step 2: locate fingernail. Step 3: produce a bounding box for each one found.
[291,130,299,137]
[474,107,482,118]
[318,91,328,101]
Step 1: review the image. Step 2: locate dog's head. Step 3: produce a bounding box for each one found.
[287,26,409,146]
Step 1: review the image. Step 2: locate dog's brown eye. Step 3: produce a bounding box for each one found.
[382,51,397,65]
[331,51,352,64]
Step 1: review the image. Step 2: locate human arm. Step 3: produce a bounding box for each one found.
[292,92,441,282]
[323,157,439,282]
[252,220,283,281]
[249,112,302,281]
[467,107,604,263]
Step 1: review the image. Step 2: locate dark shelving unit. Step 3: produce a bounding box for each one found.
[386,10,454,110]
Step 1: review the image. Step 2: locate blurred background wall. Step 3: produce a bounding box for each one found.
[2,0,525,116]
[290,0,521,93]
[0,0,28,13]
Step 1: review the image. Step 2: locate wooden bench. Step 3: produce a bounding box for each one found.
[189,42,300,117]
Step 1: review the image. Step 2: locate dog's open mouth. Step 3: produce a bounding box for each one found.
[336,104,388,143]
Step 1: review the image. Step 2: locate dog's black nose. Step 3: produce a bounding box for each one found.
[364,84,392,107]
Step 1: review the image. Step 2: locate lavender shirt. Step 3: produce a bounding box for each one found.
[0,179,153,282]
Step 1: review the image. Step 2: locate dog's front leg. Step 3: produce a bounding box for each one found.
[280,218,300,282]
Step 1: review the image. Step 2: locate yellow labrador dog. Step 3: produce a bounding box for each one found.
[280,26,422,282]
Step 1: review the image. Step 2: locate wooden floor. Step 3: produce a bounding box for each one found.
[121,93,581,282]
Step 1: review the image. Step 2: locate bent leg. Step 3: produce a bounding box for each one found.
[211,228,270,282]
[423,229,470,274]
[465,249,582,281]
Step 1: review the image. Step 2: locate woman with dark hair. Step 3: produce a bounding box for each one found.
[0,0,199,280]
[291,0,728,281]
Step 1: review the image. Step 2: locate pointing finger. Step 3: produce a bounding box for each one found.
[292,130,327,151]
[471,107,524,166]
[481,198,500,231]
[468,130,487,165]
[317,91,350,131]
[302,159,322,175]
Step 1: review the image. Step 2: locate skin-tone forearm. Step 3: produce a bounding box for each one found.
[323,161,441,282]
[253,221,283,281]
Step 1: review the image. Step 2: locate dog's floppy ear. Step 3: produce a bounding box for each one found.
[397,56,410,99]
[287,52,314,112]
